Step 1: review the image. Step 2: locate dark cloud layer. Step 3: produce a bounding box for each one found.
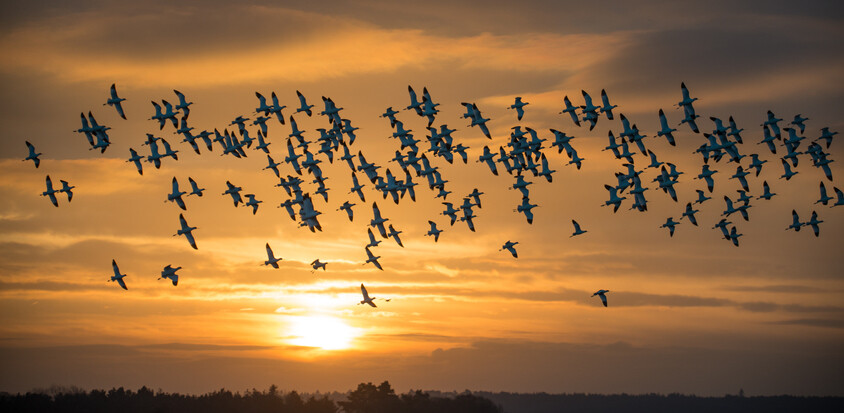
[1,338,842,395]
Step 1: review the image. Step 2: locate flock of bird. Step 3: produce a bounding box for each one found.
[22,82,840,308]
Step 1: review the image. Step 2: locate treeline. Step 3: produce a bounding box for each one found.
[463,391,844,413]
[4,383,843,413]
[0,381,502,413]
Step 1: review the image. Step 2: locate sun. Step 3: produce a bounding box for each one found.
[286,315,359,350]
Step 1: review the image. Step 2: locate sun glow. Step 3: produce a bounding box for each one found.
[286,315,360,351]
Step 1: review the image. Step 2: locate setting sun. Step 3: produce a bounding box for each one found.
[286,315,360,351]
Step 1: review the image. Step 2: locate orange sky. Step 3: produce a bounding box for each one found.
[1,0,843,396]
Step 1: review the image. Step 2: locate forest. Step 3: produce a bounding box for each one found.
[2,382,843,413]
[0,381,500,413]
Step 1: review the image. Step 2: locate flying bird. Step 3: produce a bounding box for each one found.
[310,259,327,271]
[159,265,181,286]
[104,83,127,119]
[786,210,803,232]
[175,214,198,249]
[187,177,204,197]
[296,90,314,116]
[592,289,610,307]
[264,243,282,268]
[501,240,519,258]
[109,259,128,290]
[660,217,680,237]
[806,211,823,237]
[358,283,387,307]
[127,148,144,175]
[41,175,60,207]
[23,141,41,168]
[508,96,529,121]
[364,247,383,270]
[58,180,75,202]
[425,220,442,242]
[570,220,587,237]
[166,177,187,210]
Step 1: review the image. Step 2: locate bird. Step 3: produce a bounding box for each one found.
[54,180,74,204]
[109,259,128,290]
[560,96,581,126]
[127,148,144,175]
[223,181,243,206]
[508,96,529,121]
[23,141,41,168]
[729,226,742,247]
[696,164,718,193]
[694,189,711,204]
[295,90,314,116]
[338,201,355,222]
[159,265,181,286]
[244,194,262,215]
[656,109,677,146]
[780,159,798,180]
[758,181,776,200]
[104,83,127,119]
[806,211,823,237]
[264,243,282,268]
[425,220,442,242]
[173,90,193,120]
[187,177,204,197]
[41,175,60,207]
[366,228,382,248]
[358,283,385,307]
[501,240,519,258]
[310,259,326,271]
[786,210,803,232]
[681,202,699,226]
[175,213,198,249]
[364,247,383,270]
[166,177,187,210]
[570,220,587,237]
[599,89,617,120]
[387,224,404,247]
[602,184,626,212]
[833,187,844,207]
[646,149,663,169]
[370,202,389,238]
[660,217,680,237]
[592,289,610,307]
[730,166,750,192]
[712,219,731,240]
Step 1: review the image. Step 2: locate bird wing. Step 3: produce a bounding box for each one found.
[117,277,127,290]
[112,260,120,277]
[600,294,608,307]
[372,202,382,220]
[361,284,370,300]
[184,230,196,249]
[266,243,275,260]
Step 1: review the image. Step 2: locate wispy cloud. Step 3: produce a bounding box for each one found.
[0,6,634,87]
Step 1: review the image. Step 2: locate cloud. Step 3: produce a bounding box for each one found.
[769,318,844,329]
[0,5,634,87]
[3,338,841,396]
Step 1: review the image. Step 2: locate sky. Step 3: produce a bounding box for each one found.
[1,0,843,397]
